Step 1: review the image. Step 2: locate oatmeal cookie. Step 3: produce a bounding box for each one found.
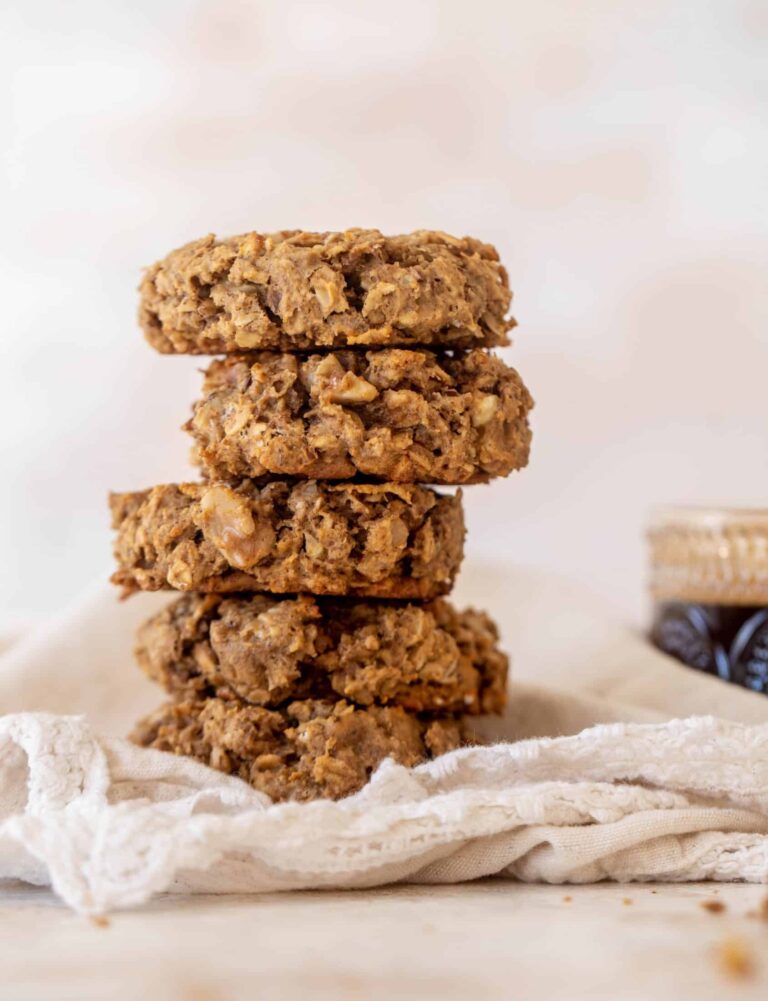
[188,348,533,484]
[136,593,508,714]
[140,229,513,353]
[131,696,469,801]
[110,480,464,599]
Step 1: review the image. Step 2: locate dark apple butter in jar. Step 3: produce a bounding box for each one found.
[648,508,768,692]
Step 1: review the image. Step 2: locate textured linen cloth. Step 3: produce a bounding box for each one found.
[1,564,767,914]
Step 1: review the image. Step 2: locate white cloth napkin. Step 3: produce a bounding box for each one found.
[1,563,768,914]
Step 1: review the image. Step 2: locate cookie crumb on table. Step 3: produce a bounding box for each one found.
[700,900,726,915]
[714,937,755,980]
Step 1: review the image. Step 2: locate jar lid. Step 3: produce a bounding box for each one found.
[648,506,768,605]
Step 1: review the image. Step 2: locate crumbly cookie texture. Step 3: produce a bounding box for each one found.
[136,593,508,714]
[110,480,464,599]
[188,348,533,485]
[139,229,513,353]
[131,696,469,801]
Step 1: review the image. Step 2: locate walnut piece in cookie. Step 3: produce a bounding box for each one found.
[198,485,276,569]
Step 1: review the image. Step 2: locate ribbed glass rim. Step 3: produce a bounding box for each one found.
[649,506,768,532]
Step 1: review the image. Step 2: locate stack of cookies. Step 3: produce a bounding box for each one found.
[109,229,534,802]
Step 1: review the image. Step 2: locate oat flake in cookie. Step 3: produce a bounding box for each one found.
[110,480,465,599]
[188,348,534,484]
[132,696,469,802]
[135,593,509,714]
[139,229,514,354]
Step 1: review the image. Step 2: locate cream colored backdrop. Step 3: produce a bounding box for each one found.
[1,0,766,627]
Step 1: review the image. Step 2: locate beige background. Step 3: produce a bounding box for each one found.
[1,0,767,628]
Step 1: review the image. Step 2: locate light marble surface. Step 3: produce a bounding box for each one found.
[3,881,768,1000]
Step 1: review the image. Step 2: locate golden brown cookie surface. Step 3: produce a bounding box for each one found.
[136,592,508,714]
[188,348,533,484]
[110,480,464,599]
[132,696,469,801]
[140,229,513,353]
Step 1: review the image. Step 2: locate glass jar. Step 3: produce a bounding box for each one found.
[648,507,768,692]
